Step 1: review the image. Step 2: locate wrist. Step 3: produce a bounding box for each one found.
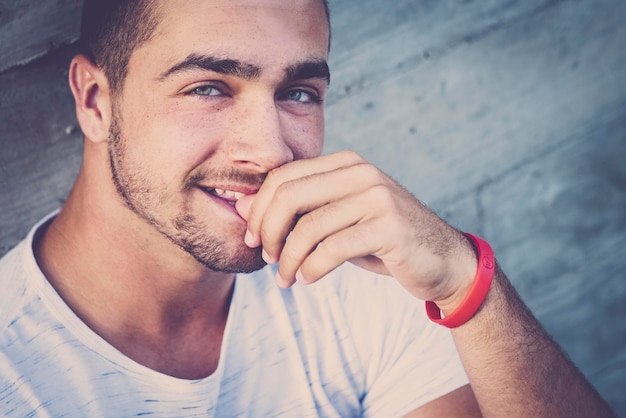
[426,233,495,328]
[431,233,479,313]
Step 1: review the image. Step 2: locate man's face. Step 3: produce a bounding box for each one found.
[107,0,330,273]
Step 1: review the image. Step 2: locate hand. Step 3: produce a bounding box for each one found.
[237,152,618,417]
[236,151,478,309]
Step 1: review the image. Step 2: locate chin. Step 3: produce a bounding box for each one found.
[186,241,267,274]
[164,209,267,274]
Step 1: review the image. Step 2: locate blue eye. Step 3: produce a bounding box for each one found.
[282,89,321,103]
[192,86,222,96]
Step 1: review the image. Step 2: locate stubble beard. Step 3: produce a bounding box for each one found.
[107,109,266,274]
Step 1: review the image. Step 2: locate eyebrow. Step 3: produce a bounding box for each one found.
[285,60,330,84]
[158,53,330,84]
[158,54,261,81]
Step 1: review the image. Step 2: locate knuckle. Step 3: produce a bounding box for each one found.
[273,180,297,206]
[259,225,275,248]
[317,236,344,259]
[280,242,306,266]
[338,149,365,164]
[259,220,277,245]
[351,162,384,186]
[367,183,395,207]
[246,204,261,227]
[263,168,282,189]
[294,210,323,237]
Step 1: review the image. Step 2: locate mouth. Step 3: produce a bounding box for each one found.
[199,186,253,207]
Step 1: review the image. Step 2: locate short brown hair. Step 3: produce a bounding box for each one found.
[79,0,160,94]
[79,0,331,95]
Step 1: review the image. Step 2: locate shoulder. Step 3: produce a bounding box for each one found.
[0,213,56,329]
[0,239,31,328]
[0,239,28,312]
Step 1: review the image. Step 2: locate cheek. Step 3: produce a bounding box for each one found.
[134,108,227,170]
[283,113,325,160]
[120,87,227,166]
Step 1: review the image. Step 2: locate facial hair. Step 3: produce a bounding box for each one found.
[107,107,266,274]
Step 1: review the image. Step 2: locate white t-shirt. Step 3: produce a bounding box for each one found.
[0,214,468,417]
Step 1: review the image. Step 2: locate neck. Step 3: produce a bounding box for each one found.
[34,154,236,379]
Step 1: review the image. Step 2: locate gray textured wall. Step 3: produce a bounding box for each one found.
[1,0,625,414]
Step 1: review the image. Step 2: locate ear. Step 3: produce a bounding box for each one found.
[68,54,113,144]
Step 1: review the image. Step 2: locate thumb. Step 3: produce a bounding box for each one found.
[235,193,256,221]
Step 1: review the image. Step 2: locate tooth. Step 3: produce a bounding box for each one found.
[211,188,246,200]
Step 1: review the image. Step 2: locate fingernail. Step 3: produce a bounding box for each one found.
[244,229,256,247]
[295,269,305,283]
[262,249,273,264]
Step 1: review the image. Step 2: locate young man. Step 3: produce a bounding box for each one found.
[0,0,615,416]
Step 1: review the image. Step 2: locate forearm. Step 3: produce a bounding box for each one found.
[237,153,615,416]
[450,264,615,417]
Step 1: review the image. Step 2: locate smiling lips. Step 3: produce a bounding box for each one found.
[204,187,249,206]
[213,188,246,200]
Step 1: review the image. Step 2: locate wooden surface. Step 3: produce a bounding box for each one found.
[1,0,625,414]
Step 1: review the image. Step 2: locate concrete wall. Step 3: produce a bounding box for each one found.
[1,0,625,413]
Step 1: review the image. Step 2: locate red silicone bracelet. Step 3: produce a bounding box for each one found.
[425,233,495,328]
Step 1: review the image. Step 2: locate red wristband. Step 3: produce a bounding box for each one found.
[425,233,495,328]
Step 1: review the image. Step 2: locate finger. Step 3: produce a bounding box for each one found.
[235,193,255,222]
[275,181,396,282]
[275,194,362,282]
[259,162,384,264]
[244,150,365,248]
[295,218,389,285]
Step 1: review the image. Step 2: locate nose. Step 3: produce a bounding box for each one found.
[225,95,294,173]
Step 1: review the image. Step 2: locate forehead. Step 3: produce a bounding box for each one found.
[130,0,329,76]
